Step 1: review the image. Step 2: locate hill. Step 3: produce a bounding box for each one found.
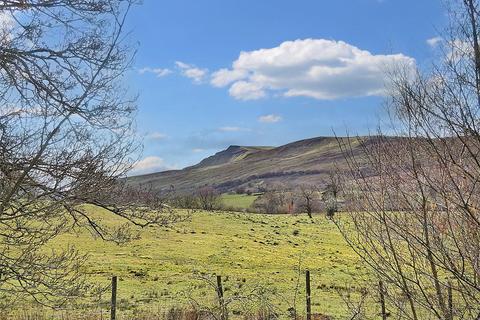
[126,136,369,194]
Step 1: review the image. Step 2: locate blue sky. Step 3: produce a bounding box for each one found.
[127,0,446,174]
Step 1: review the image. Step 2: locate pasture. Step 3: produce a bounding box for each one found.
[43,207,369,319]
[219,193,259,210]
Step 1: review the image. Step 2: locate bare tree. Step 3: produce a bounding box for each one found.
[325,171,341,200]
[323,171,341,219]
[171,192,200,209]
[297,185,319,219]
[0,0,178,308]
[335,1,480,318]
[196,186,220,211]
[253,190,289,214]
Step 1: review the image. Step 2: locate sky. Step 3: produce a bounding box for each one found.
[126,0,447,175]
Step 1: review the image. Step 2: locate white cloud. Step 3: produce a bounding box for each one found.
[0,103,22,116]
[447,39,473,62]
[0,105,56,117]
[146,132,168,140]
[426,36,443,48]
[229,81,266,100]
[218,126,250,132]
[0,12,13,28]
[130,156,176,175]
[192,148,205,153]
[0,12,14,45]
[138,67,172,77]
[258,114,282,123]
[211,38,415,100]
[211,68,248,87]
[176,61,208,84]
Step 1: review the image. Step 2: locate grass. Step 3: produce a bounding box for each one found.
[40,207,369,319]
[220,193,259,210]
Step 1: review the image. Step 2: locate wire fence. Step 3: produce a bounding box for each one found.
[3,270,386,320]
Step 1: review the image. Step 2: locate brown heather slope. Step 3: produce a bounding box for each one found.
[126,136,371,193]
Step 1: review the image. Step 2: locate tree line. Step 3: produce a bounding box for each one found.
[167,177,340,218]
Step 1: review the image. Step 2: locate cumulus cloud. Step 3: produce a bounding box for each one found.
[138,67,172,77]
[229,81,266,100]
[258,114,282,123]
[130,156,176,175]
[426,36,443,48]
[211,68,247,87]
[211,38,415,100]
[176,61,208,84]
[146,132,168,140]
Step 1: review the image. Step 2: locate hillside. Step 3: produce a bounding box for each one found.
[126,136,369,193]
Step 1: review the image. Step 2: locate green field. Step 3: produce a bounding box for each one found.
[47,207,369,319]
[220,193,259,210]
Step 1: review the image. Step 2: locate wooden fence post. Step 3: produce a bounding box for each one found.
[448,282,453,320]
[306,270,311,320]
[110,276,117,320]
[217,275,226,320]
[379,280,387,320]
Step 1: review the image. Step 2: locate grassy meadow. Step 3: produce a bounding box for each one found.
[39,206,370,319]
[219,193,259,210]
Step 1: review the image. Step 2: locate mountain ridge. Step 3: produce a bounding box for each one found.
[126,136,368,193]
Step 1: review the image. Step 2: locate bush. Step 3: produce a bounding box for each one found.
[170,194,199,209]
[235,186,246,194]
